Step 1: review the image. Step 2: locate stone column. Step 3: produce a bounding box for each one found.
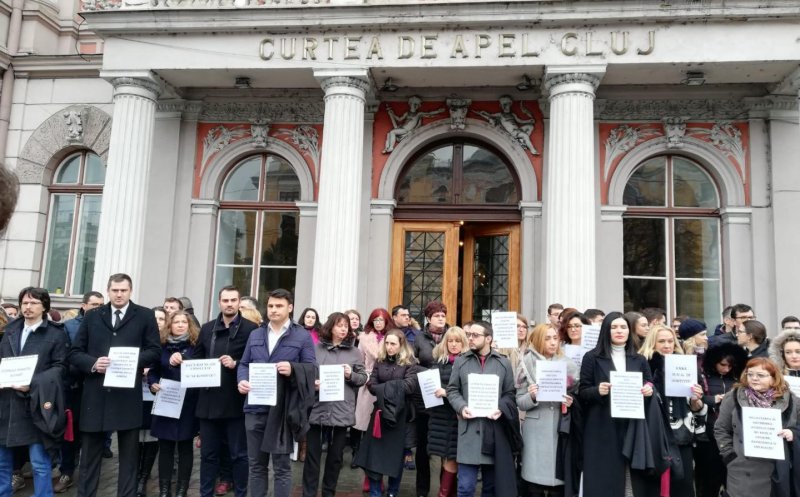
[542,65,605,311]
[519,201,542,321]
[92,72,160,298]
[311,69,370,317]
[366,199,396,313]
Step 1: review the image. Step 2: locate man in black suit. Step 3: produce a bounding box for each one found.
[69,273,161,497]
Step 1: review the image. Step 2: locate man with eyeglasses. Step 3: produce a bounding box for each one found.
[709,303,755,349]
[446,321,520,497]
[391,305,419,345]
[546,304,563,328]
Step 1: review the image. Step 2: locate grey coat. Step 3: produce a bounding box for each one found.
[308,337,367,427]
[714,386,799,497]
[446,348,515,465]
[515,349,579,486]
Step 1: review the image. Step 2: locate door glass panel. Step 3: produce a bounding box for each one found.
[673,157,718,208]
[623,278,667,314]
[70,195,102,295]
[84,153,106,185]
[43,194,76,294]
[461,146,518,204]
[222,157,261,201]
[264,156,300,202]
[396,146,453,203]
[471,235,510,322]
[623,157,666,206]
[675,279,721,327]
[260,212,299,265]
[216,210,256,265]
[403,231,445,325]
[623,218,665,277]
[674,218,720,278]
[56,155,81,184]
[257,267,297,305]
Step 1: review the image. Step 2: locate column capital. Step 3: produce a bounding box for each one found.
[100,70,162,101]
[544,65,606,97]
[314,68,370,97]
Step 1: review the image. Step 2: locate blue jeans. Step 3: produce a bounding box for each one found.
[0,444,53,497]
[457,463,495,497]
[369,474,401,497]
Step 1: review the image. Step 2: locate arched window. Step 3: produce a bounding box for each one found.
[623,155,721,324]
[212,154,300,311]
[42,151,105,296]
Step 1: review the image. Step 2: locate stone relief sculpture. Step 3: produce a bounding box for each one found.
[383,96,444,153]
[446,97,471,130]
[274,125,320,179]
[250,119,270,149]
[201,125,249,167]
[662,116,687,149]
[63,109,85,144]
[474,95,538,154]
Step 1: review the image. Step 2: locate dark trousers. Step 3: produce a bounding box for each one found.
[198,418,248,497]
[694,440,725,497]
[301,425,348,497]
[244,413,291,497]
[416,411,432,496]
[78,429,138,497]
[60,386,82,476]
[522,481,565,497]
[458,463,495,497]
[158,439,193,483]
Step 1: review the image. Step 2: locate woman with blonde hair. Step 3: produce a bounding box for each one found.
[240,306,262,327]
[426,326,468,497]
[516,323,579,496]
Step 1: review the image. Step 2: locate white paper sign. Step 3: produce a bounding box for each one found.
[491,311,518,349]
[142,379,156,401]
[180,359,221,388]
[467,373,499,417]
[104,347,140,388]
[319,364,345,402]
[785,376,800,397]
[418,369,444,409]
[610,371,644,419]
[742,406,785,460]
[0,355,38,388]
[248,363,277,406]
[665,354,697,397]
[535,360,568,402]
[563,344,584,369]
[151,379,187,419]
[581,325,601,353]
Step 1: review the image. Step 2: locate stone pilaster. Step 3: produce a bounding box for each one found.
[92,72,161,298]
[542,66,605,311]
[310,69,370,317]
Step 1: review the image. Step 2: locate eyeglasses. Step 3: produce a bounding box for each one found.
[746,372,770,380]
[465,332,486,339]
[566,324,582,329]
[21,300,43,307]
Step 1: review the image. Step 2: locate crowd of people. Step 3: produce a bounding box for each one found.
[2,276,800,497]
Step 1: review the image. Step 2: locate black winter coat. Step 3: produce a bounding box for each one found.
[0,318,68,447]
[148,340,199,441]
[69,302,161,432]
[193,313,257,419]
[427,359,458,459]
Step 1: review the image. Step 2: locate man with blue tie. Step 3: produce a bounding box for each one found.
[0,287,69,497]
[69,273,161,497]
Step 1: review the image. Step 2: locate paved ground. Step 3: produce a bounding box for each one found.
[16,436,444,497]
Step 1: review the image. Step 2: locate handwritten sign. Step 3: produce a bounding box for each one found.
[248,363,277,406]
[491,311,518,349]
[104,347,140,388]
[581,325,601,354]
[742,407,785,460]
[418,369,444,409]
[151,379,187,419]
[665,354,697,397]
[319,365,345,402]
[535,360,568,402]
[468,373,499,417]
[0,355,38,388]
[610,371,644,419]
[180,359,221,388]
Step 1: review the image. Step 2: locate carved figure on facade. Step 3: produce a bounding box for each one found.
[686,121,745,167]
[446,97,472,130]
[274,126,320,179]
[662,116,687,149]
[473,95,538,154]
[250,119,270,149]
[201,125,249,168]
[63,108,86,144]
[603,124,663,182]
[383,96,445,154]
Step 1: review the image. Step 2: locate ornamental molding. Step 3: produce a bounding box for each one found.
[446,97,471,131]
[16,105,112,184]
[199,101,324,123]
[319,75,371,94]
[661,116,688,149]
[273,125,320,179]
[109,76,162,98]
[543,72,602,92]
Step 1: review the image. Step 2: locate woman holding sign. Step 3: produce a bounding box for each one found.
[714,357,798,497]
[517,323,578,496]
[148,310,200,497]
[639,325,704,497]
[579,312,657,497]
[302,312,367,497]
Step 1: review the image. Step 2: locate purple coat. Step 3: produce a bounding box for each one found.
[147,341,199,441]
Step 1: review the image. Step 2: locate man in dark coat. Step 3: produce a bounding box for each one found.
[188,285,258,497]
[0,287,68,497]
[68,273,161,497]
[237,288,316,497]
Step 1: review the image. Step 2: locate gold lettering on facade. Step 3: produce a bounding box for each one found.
[398,36,415,59]
[475,34,491,58]
[561,32,578,56]
[610,32,628,55]
[521,34,540,57]
[303,37,318,60]
[637,30,655,55]
[586,32,603,56]
[323,37,338,60]
[259,38,274,60]
[367,36,383,60]
[280,38,296,60]
[344,37,361,60]
[421,35,438,59]
[499,34,516,58]
[451,34,468,58]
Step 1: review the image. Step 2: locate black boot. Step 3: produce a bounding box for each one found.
[174,480,189,497]
[137,443,159,497]
[158,479,172,497]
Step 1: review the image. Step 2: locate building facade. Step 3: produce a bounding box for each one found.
[1,0,799,330]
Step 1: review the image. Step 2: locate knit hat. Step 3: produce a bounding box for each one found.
[678,319,706,340]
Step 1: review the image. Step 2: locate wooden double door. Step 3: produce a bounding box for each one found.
[390,221,520,327]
